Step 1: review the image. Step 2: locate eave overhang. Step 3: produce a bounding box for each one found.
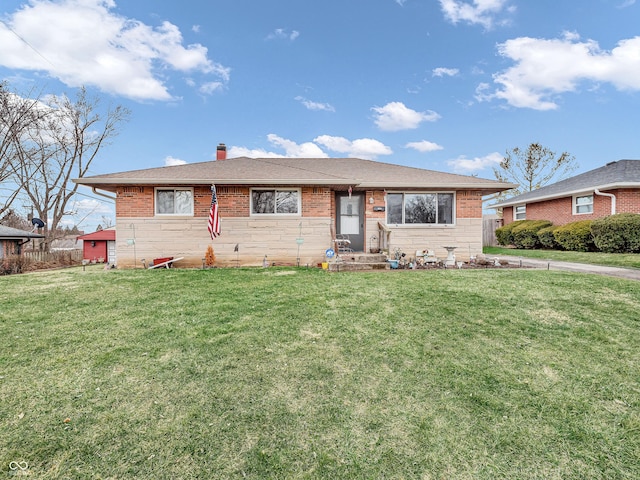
[491,182,640,209]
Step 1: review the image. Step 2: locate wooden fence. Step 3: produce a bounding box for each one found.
[23,250,83,263]
[483,217,503,247]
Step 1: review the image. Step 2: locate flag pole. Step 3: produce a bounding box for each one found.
[207,184,221,239]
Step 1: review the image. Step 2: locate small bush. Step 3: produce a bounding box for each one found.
[591,213,640,253]
[553,220,595,252]
[0,255,31,275]
[495,220,528,246]
[537,225,561,249]
[204,245,216,267]
[512,220,552,249]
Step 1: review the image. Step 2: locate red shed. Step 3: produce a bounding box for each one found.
[77,229,116,264]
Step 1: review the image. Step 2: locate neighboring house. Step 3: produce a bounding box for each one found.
[50,234,83,252]
[0,225,44,260]
[492,159,640,226]
[73,146,515,268]
[77,228,116,264]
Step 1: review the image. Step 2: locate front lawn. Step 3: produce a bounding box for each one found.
[1,267,639,479]
[484,246,640,269]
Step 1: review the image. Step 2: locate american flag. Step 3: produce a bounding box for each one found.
[207,185,221,239]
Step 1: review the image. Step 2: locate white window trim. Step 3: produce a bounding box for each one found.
[385,191,456,226]
[514,205,526,220]
[573,194,594,215]
[154,187,194,216]
[250,188,302,216]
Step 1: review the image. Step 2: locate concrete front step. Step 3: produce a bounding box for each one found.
[328,262,389,272]
[337,253,388,263]
[327,253,390,271]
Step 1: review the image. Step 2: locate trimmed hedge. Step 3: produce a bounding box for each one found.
[511,220,553,249]
[553,220,595,252]
[591,213,640,253]
[495,220,528,246]
[537,225,561,249]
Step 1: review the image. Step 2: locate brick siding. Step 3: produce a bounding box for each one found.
[502,188,640,225]
[456,190,484,219]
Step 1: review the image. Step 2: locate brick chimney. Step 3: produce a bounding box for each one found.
[216,143,227,160]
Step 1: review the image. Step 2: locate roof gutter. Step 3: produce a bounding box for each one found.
[91,187,116,201]
[594,188,616,215]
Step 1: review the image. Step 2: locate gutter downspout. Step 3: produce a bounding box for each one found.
[92,187,116,201]
[594,189,616,215]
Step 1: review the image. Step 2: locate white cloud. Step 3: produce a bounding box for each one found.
[199,82,224,95]
[447,152,502,173]
[618,0,636,8]
[314,135,392,159]
[165,156,187,166]
[480,33,640,110]
[61,197,114,232]
[432,67,459,77]
[227,146,283,158]
[267,134,327,157]
[229,134,392,160]
[71,198,114,215]
[439,0,514,29]
[295,96,335,112]
[406,140,444,152]
[266,28,300,41]
[228,134,327,158]
[371,102,440,131]
[0,0,229,101]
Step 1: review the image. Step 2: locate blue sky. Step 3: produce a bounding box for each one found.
[1,0,640,230]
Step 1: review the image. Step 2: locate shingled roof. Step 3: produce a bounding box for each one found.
[492,159,640,208]
[0,225,44,240]
[74,156,515,194]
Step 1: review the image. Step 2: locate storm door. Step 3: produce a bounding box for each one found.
[336,193,364,252]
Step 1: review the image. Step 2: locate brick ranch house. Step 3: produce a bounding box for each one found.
[74,147,515,268]
[492,159,640,225]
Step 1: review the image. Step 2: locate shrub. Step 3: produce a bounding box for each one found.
[204,245,216,267]
[0,255,31,275]
[553,220,595,252]
[512,220,552,249]
[495,220,528,246]
[591,213,640,253]
[537,225,561,249]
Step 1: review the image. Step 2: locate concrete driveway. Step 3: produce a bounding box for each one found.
[495,255,640,282]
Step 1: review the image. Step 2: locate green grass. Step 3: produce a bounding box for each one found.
[484,246,640,269]
[2,266,640,479]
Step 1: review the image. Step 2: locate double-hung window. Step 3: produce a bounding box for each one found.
[386,192,454,225]
[251,189,300,215]
[514,205,526,220]
[574,194,593,214]
[155,188,193,215]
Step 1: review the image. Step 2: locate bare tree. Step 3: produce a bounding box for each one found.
[494,143,577,198]
[0,209,31,230]
[9,87,129,249]
[100,215,114,229]
[0,82,49,217]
